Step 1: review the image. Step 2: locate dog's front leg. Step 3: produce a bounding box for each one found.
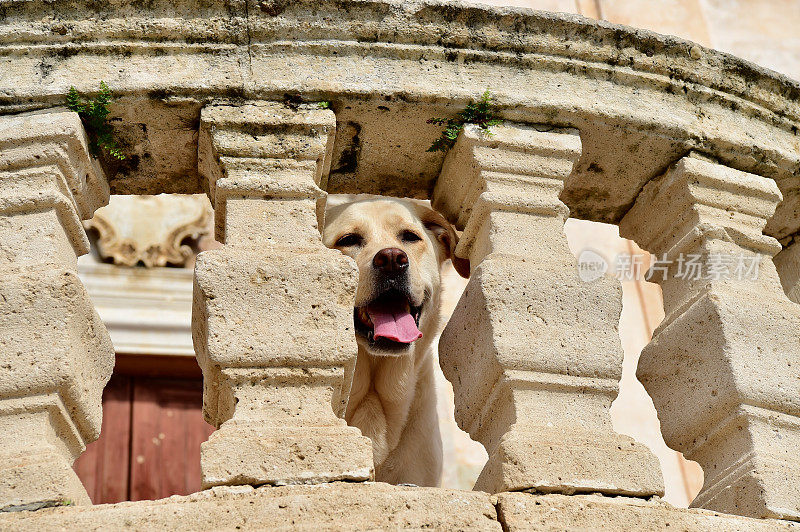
[345,349,417,469]
[348,392,392,465]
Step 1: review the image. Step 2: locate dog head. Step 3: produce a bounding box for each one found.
[323,198,470,357]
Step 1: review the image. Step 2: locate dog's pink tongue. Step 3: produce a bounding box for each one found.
[367,305,422,343]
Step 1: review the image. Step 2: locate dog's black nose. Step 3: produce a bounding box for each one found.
[373,247,408,273]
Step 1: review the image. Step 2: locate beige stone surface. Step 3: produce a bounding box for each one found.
[0,437,92,511]
[620,154,800,521]
[563,219,705,507]
[597,0,711,44]
[1,483,794,531]
[198,101,335,244]
[0,109,109,266]
[0,483,501,531]
[194,248,374,487]
[193,247,359,382]
[496,492,797,531]
[0,269,112,441]
[201,421,372,488]
[193,101,373,488]
[435,124,662,496]
[0,109,113,508]
[2,1,800,244]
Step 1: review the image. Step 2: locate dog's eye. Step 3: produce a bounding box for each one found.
[335,234,362,247]
[401,230,422,243]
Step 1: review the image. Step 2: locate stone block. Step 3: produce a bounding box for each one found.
[0,268,113,435]
[198,101,335,244]
[193,246,358,384]
[0,111,110,267]
[222,197,322,248]
[201,420,373,488]
[0,396,92,509]
[478,425,665,496]
[193,244,373,487]
[0,483,794,531]
[194,100,374,488]
[0,109,109,220]
[0,483,501,530]
[434,123,578,232]
[0,268,113,508]
[441,255,662,496]
[0,199,78,268]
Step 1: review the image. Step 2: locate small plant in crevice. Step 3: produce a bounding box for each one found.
[426,89,502,153]
[282,93,332,111]
[66,81,125,160]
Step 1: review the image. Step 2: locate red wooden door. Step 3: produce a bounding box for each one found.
[73,376,132,503]
[74,371,214,503]
[129,378,213,501]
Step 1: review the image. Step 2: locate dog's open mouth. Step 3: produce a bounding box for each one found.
[354,291,423,351]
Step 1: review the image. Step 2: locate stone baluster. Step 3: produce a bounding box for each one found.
[774,240,800,303]
[194,101,373,488]
[0,110,113,508]
[434,123,664,496]
[619,153,800,520]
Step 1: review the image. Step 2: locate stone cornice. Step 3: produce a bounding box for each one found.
[77,258,196,356]
[1,1,798,122]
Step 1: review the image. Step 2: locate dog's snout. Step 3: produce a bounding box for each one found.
[373,247,408,274]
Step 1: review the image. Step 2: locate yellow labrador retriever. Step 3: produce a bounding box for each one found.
[323,197,469,486]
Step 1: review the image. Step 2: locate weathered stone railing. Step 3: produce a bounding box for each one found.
[0,0,799,527]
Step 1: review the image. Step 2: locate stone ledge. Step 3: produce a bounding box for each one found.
[0,482,500,531]
[496,492,799,531]
[0,483,797,531]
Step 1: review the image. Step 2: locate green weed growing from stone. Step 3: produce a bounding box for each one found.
[66,81,125,160]
[426,89,502,153]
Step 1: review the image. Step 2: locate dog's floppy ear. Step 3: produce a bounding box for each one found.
[419,207,471,278]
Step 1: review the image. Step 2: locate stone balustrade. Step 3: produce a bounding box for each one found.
[0,1,799,528]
